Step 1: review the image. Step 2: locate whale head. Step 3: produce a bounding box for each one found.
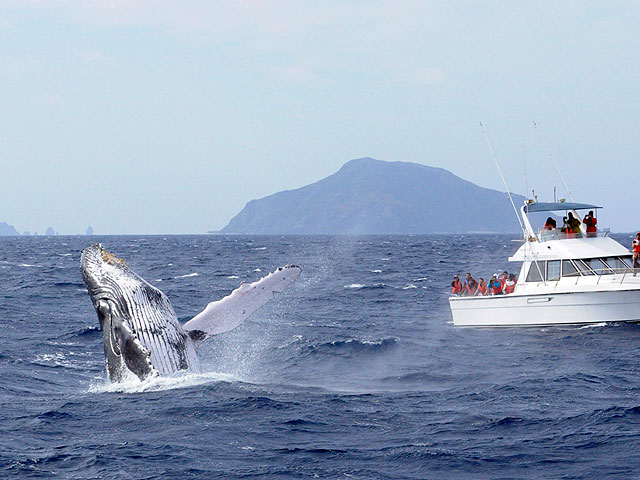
[81,243,161,382]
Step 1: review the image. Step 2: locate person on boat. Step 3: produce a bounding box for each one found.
[503,273,517,294]
[464,273,478,296]
[560,216,570,235]
[498,271,508,289]
[476,277,487,296]
[633,233,640,274]
[487,274,503,295]
[583,210,597,236]
[567,212,581,234]
[543,217,556,230]
[451,275,463,296]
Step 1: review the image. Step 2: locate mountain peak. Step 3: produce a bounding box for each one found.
[220,158,522,234]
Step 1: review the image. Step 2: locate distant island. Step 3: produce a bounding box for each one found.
[219,157,526,234]
[0,222,19,236]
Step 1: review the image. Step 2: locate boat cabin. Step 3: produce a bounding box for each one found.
[510,201,635,292]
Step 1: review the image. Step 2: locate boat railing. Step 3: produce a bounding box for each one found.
[537,229,610,243]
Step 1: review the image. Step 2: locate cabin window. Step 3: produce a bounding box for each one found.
[603,257,629,271]
[526,262,544,282]
[562,260,580,277]
[574,259,595,276]
[547,260,561,281]
[584,258,613,275]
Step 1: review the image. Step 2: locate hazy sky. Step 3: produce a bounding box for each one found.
[1,1,638,234]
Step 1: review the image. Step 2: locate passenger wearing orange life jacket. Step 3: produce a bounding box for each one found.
[476,278,487,296]
[632,233,640,274]
[487,274,503,295]
[583,210,597,236]
[451,275,463,295]
[503,274,517,294]
[498,271,508,290]
[464,273,478,296]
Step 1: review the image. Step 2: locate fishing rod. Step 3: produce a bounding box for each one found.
[479,122,526,237]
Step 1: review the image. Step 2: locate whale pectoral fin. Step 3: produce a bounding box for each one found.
[183,265,301,342]
[112,316,159,381]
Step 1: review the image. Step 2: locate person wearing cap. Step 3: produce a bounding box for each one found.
[451,275,463,295]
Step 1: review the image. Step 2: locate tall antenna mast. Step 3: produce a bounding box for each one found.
[523,138,529,200]
[480,122,525,236]
[533,121,575,202]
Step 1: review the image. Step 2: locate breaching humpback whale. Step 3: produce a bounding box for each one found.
[81,243,301,382]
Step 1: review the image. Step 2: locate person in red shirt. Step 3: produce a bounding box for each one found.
[583,210,597,236]
[451,275,463,295]
[633,233,640,274]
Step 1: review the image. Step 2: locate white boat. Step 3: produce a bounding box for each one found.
[450,201,640,327]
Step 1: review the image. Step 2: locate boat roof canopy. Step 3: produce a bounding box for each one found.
[524,202,602,213]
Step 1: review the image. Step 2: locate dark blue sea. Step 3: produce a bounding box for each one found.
[2,234,640,479]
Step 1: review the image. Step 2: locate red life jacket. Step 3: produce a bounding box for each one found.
[489,280,502,295]
[477,282,487,296]
[583,216,597,233]
[503,280,516,294]
[451,279,463,294]
[633,239,640,253]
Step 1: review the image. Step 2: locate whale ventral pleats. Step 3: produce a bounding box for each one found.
[101,249,126,267]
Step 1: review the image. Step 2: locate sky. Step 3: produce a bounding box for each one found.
[1,1,639,234]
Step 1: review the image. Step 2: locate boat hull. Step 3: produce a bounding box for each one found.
[449,289,640,327]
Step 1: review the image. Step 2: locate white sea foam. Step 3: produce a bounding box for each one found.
[19,263,37,267]
[88,371,238,394]
[371,269,382,273]
[175,272,199,279]
[578,322,608,329]
[253,247,267,251]
[402,284,418,289]
[253,268,262,272]
[345,284,366,289]
[227,275,239,279]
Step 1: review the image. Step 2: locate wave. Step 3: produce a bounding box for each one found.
[174,272,199,279]
[87,371,238,394]
[71,326,101,338]
[301,337,399,357]
[344,283,387,290]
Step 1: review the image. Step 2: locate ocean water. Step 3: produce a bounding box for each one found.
[1,234,640,479]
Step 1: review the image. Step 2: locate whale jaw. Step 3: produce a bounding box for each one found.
[81,243,198,382]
